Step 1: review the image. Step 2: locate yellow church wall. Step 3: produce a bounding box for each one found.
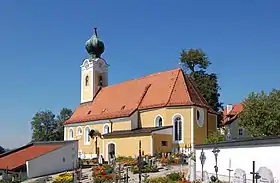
[139,108,167,127]
[193,107,208,145]
[139,107,192,148]
[207,113,217,135]
[65,124,103,156]
[166,107,192,148]
[103,135,151,161]
[65,106,217,158]
[82,70,93,102]
[153,134,173,154]
[65,119,134,157]
[112,120,131,131]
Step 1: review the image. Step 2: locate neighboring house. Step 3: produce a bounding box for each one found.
[63,29,218,161]
[222,103,249,140]
[0,141,78,180]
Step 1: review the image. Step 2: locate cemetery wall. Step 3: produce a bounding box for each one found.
[194,137,280,183]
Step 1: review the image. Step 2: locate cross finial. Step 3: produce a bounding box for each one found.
[94,28,98,37]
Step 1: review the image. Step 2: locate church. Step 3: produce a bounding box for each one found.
[63,29,218,161]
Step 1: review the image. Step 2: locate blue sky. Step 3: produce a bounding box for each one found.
[0,1,279,148]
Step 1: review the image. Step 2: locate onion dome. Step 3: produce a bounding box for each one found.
[85,28,105,59]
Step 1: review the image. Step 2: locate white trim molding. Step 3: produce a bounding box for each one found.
[84,125,91,146]
[154,114,164,127]
[172,113,184,144]
[196,107,205,127]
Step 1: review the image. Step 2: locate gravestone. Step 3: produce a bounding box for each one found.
[145,155,149,163]
[257,167,274,183]
[233,168,246,183]
[202,171,210,183]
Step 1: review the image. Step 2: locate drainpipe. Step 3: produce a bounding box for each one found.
[109,119,113,132]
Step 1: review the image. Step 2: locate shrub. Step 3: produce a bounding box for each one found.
[132,164,158,174]
[52,173,73,183]
[92,165,118,183]
[147,176,169,183]
[167,172,181,181]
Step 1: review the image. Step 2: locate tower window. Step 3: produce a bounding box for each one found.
[98,75,103,87]
[85,76,89,86]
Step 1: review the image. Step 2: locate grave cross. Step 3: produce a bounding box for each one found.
[227,158,233,183]
[138,140,142,183]
[250,161,262,183]
[227,168,233,183]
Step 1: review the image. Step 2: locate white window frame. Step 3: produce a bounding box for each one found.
[103,124,110,134]
[154,115,164,127]
[172,114,184,144]
[77,126,83,136]
[68,128,74,140]
[84,125,91,145]
[196,108,205,127]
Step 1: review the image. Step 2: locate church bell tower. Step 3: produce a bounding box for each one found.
[80,28,109,103]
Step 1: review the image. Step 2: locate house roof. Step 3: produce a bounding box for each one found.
[0,141,74,170]
[223,103,244,116]
[103,126,173,137]
[222,103,244,125]
[65,68,216,125]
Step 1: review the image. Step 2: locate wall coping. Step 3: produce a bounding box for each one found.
[195,136,280,149]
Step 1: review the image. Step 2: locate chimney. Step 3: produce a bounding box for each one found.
[227,104,233,114]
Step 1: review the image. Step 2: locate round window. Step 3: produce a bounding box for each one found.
[197,110,200,121]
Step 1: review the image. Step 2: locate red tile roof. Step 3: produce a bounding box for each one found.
[222,103,244,125]
[223,103,244,116]
[65,68,216,125]
[0,142,63,170]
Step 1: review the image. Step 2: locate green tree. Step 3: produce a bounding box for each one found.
[31,110,57,141]
[0,146,5,154]
[239,89,280,137]
[180,48,222,112]
[31,108,73,141]
[205,131,225,144]
[55,108,73,141]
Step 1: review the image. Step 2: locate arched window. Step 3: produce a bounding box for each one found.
[173,115,183,142]
[84,126,91,145]
[155,115,163,127]
[85,76,89,86]
[103,124,110,134]
[77,127,83,136]
[68,128,74,140]
[98,75,103,87]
